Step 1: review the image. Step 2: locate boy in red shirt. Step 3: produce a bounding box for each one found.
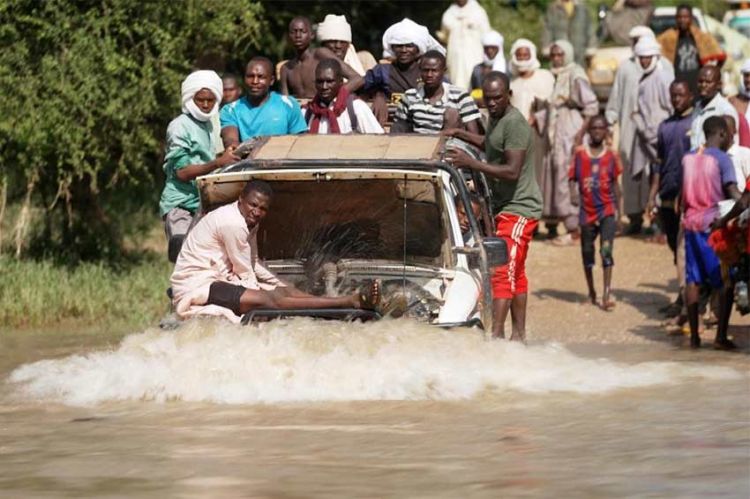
[569,115,622,310]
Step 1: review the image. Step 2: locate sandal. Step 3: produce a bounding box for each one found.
[358,279,382,311]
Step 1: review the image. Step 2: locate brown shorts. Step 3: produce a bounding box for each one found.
[207,282,247,316]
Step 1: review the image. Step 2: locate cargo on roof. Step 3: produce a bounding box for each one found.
[249,134,444,161]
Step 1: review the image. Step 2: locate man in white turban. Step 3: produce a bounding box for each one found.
[358,18,446,124]
[159,70,239,262]
[605,25,670,235]
[469,30,506,90]
[439,0,491,90]
[631,36,673,190]
[508,38,555,188]
[316,14,376,76]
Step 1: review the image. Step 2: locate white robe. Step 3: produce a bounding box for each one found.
[440,0,490,91]
[170,201,283,323]
[510,69,555,121]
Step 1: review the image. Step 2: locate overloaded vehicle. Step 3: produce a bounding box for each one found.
[194,134,507,331]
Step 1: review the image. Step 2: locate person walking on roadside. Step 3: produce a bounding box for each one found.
[569,115,622,310]
[508,38,554,188]
[681,117,740,349]
[630,36,674,219]
[443,72,543,342]
[543,40,598,245]
[159,70,240,263]
[606,26,669,235]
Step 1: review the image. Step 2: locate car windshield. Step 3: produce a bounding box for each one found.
[247,178,447,267]
[729,18,750,38]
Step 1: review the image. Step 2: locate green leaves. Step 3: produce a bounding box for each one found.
[0,0,263,259]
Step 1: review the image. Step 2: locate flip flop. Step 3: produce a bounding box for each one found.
[358,279,382,311]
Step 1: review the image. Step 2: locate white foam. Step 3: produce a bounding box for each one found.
[7,319,742,406]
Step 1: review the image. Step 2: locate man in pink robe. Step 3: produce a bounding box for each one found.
[170,180,379,322]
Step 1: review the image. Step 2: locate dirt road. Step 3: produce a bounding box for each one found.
[524,235,750,350]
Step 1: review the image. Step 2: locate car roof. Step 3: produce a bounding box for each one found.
[247,134,444,162]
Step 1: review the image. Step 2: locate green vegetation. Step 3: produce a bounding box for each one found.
[0,0,264,261]
[0,254,172,329]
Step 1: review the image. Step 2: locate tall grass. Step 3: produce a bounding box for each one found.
[0,254,172,329]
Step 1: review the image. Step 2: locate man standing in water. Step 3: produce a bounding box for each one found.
[280,16,363,99]
[444,72,543,341]
[171,180,381,322]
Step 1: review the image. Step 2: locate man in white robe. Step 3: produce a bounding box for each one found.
[439,0,491,90]
[170,180,380,322]
[605,25,669,233]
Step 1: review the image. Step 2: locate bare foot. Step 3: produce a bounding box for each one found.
[601,299,616,311]
[588,293,597,305]
[357,280,381,310]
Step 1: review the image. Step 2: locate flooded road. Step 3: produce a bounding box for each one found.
[2,320,748,498]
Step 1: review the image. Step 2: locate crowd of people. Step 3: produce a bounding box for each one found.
[159,0,750,349]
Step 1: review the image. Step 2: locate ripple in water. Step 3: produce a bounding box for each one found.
[8,318,741,406]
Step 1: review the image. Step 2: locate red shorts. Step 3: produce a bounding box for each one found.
[491,213,538,299]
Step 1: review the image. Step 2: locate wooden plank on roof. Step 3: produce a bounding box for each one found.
[252,134,443,161]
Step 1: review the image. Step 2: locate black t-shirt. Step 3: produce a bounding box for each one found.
[675,31,701,94]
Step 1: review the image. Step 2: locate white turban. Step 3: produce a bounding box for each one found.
[628,25,655,40]
[316,14,366,76]
[634,36,662,57]
[317,14,351,43]
[181,70,222,122]
[510,38,541,75]
[741,58,750,74]
[382,18,445,59]
[481,30,506,73]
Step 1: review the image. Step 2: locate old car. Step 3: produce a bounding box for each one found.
[195,134,506,331]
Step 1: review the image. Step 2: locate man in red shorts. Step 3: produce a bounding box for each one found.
[445,71,543,341]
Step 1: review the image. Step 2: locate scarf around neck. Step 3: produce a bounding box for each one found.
[309,86,350,134]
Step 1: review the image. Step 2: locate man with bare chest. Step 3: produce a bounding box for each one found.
[280,16,362,100]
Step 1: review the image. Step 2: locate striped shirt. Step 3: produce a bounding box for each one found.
[394,82,481,134]
[569,145,622,225]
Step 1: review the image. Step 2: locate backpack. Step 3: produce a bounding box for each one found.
[305,94,359,133]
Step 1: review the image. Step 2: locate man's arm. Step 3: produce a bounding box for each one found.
[279,64,290,96]
[443,128,485,149]
[175,147,239,182]
[715,190,750,229]
[726,182,742,201]
[221,126,240,149]
[446,147,526,181]
[316,47,364,92]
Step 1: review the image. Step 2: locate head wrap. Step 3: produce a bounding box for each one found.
[634,36,662,74]
[741,58,750,74]
[181,70,222,122]
[509,38,541,75]
[317,14,352,43]
[633,36,662,57]
[316,14,366,76]
[382,18,445,59]
[628,25,655,41]
[481,31,506,72]
[550,39,575,75]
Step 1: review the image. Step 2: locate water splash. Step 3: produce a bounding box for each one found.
[8,319,741,406]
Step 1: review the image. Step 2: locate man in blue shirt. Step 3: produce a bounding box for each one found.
[220,56,307,148]
[648,79,693,257]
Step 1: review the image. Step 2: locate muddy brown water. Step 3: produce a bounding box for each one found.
[1,239,749,498]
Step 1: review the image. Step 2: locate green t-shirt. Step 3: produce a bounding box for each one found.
[485,107,543,219]
[158,113,215,216]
